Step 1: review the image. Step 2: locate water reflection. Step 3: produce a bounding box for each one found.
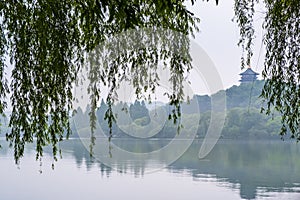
[1,138,300,199]
[170,140,300,199]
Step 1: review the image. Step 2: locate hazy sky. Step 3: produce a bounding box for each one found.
[186,0,265,94]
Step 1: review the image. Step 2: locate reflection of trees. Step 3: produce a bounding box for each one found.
[1,139,299,199]
[66,139,300,199]
[53,139,300,199]
[171,140,300,199]
[58,139,113,177]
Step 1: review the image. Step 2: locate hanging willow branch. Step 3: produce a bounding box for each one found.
[1,0,299,163]
[234,0,258,68]
[86,27,193,146]
[0,0,200,163]
[234,0,300,140]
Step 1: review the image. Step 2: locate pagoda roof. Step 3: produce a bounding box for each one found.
[239,67,259,75]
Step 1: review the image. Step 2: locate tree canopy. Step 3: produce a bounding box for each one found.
[0,0,299,163]
[0,0,200,162]
[233,0,300,139]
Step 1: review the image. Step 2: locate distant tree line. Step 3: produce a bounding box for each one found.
[70,80,282,140]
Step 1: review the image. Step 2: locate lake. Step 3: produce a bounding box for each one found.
[0,138,300,200]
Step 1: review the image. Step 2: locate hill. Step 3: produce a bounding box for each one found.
[71,80,283,140]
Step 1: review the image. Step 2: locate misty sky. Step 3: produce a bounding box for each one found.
[186,0,265,94]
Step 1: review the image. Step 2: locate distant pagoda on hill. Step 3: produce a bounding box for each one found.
[239,66,259,83]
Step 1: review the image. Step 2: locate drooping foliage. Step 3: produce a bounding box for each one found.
[2,0,81,162]
[234,0,300,140]
[0,0,299,163]
[0,0,202,163]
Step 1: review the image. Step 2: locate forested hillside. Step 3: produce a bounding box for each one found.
[197,80,282,139]
[71,80,282,139]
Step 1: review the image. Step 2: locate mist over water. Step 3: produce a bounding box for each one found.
[1,139,300,200]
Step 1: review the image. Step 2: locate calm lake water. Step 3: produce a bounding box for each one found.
[1,138,300,200]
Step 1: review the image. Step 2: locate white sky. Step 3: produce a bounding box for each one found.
[186,0,266,94]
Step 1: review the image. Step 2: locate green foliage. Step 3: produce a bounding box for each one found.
[196,81,281,139]
[3,0,79,163]
[0,0,298,163]
[234,0,300,140]
[234,0,258,68]
[0,0,200,163]
[72,82,282,140]
[129,100,150,125]
[226,80,265,109]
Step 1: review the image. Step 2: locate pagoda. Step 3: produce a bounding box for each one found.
[239,66,259,83]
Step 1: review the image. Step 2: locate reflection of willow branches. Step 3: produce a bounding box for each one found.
[87,28,192,154]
